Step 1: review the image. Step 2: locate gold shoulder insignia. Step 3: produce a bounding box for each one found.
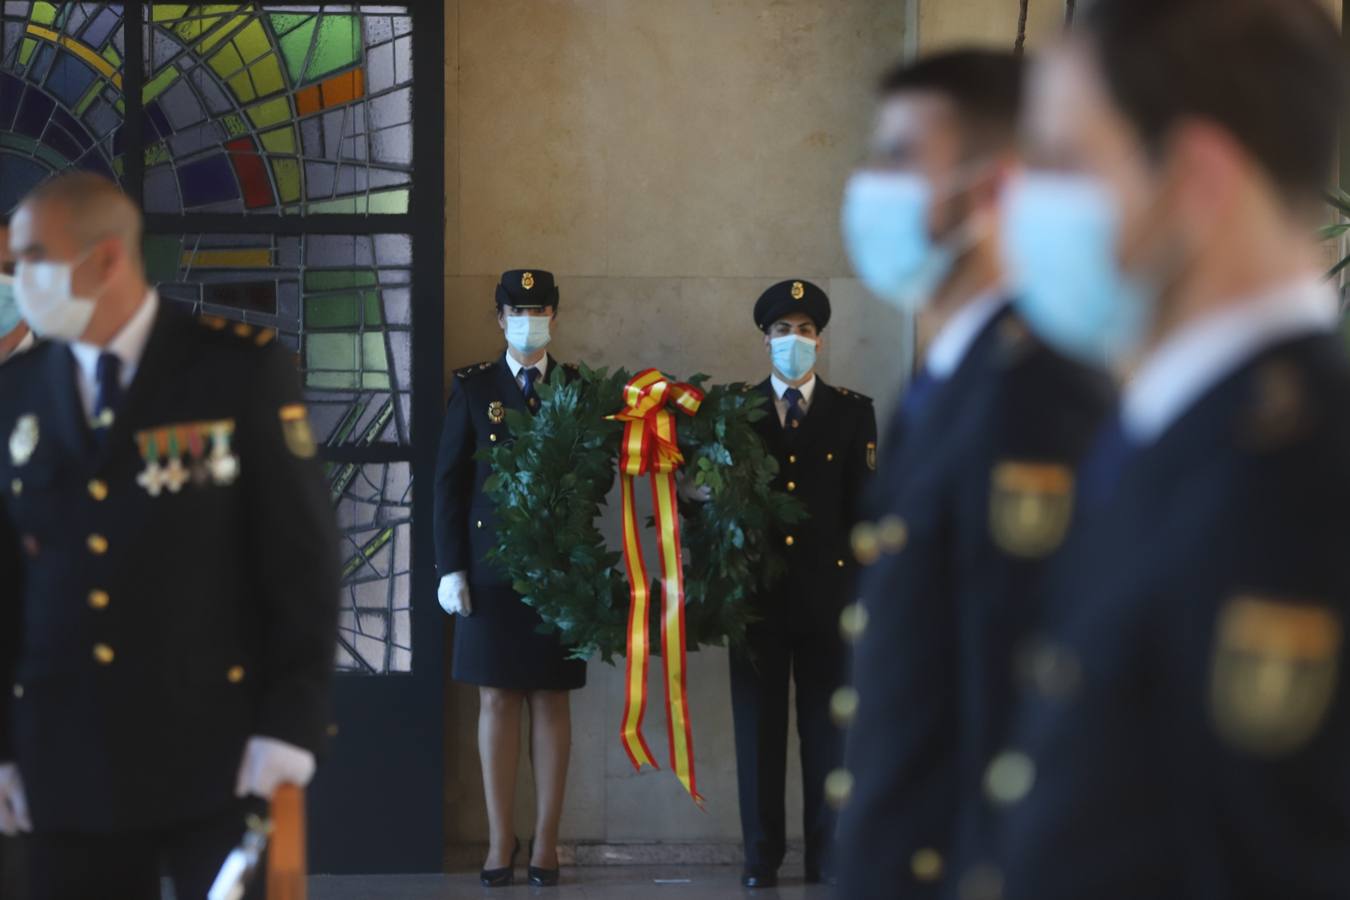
[279,403,318,459]
[254,328,277,347]
[231,322,254,339]
[1240,361,1311,452]
[199,315,229,331]
[989,461,1074,558]
[1211,595,1342,756]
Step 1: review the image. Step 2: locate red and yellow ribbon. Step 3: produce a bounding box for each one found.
[608,369,705,804]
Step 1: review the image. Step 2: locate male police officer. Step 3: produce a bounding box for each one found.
[983,2,1350,898]
[0,172,339,900]
[834,51,1112,899]
[730,280,876,889]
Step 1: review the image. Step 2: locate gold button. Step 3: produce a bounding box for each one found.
[227,665,246,684]
[824,768,854,809]
[92,644,115,665]
[784,535,795,547]
[878,515,908,553]
[489,433,499,442]
[10,478,20,496]
[21,535,38,557]
[984,751,1036,806]
[826,452,834,461]
[912,848,944,882]
[837,559,845,568]
[830,686,859,726]
[87,479,108,501]
[88,590,110,610]
[851,523,880,566]
[476,520,483,529]
[11,685,22,700]
[326,723,340,738]
[791,420,800,429]
[839,602,869,642]
[788,454,797,464]
[786,481,797,492]
[87,533,109,555]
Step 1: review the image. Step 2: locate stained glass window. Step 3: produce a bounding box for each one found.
[0,4,430,676]
[142,5,412,215]
[0,2,126,210]
[144,232,414,448]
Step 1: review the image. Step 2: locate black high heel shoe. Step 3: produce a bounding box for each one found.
[480,838,520,888]
[528,838,561,887]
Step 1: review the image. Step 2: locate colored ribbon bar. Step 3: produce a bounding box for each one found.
[607,369,705,804]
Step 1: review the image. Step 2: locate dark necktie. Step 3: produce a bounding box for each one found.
[92,352,122,448]
[1077,413,1136,511]
[520,366,540,413]
[783,387,806,430]
[899,367,940,428]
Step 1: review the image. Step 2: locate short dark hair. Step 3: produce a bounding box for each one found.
[877,49,1025,154]
[1081,0,1346,210]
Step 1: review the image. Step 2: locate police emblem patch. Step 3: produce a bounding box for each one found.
[522,271,536,290]
[488,401,505,424]
[791,281,805,300]
[866,441,877,472]
[1211,595,1342,756]
[8,415,37,467]
[279,404,318,459]
[988,461,1074,558]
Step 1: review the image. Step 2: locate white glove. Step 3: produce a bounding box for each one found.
[0,763,32,835]
[234,736,316,801]
[676,470,712,503]
[438,571,473,616]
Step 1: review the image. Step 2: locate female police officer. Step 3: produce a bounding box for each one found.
[434,269,582,888]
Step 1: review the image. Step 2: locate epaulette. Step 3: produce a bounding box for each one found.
[197,315,277,348]
[834,385,873,404]
[456,360,496,380]
[1238,360,1313,453]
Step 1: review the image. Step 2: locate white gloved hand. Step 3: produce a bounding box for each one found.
[676,470,712,503]
[0,763,32,835]
[234,736,316,801]
[438,571,473,616]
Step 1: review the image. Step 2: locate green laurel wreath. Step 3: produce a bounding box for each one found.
[482,365,807,663]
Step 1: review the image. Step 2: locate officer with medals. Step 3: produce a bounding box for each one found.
[434,269,582,888]
[729,279,876,889]
[980,3,1350,898]
[833,51,1113,899]
[0,172,339,900]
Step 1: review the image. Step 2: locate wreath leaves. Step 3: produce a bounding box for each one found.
[482,366,807,663]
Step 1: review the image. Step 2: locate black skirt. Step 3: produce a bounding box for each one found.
[451,585,587,691]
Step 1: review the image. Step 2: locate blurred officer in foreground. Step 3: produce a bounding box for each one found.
[0,172,340,900]
[0,218,34,365]
[977,1,1350,898]
[730,280,876,888]
[434,270,581,888]
[834,51,1113,899]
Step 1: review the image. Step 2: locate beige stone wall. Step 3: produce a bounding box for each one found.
[442,0,907,853]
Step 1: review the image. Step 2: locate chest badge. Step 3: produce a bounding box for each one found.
[866,441,877,472]
[279,404,318,460]
[488,401,505,424]
[8,415,37,467]
[988,461,1074,559]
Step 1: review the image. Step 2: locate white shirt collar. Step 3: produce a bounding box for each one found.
[505,351,549,381]
[925,290,1009,379]
[1123,276,1337,445]
[70,290,159,388]
[771,373,817,406]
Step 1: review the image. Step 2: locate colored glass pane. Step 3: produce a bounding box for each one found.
[0,3,125,212]
[143,5,413,215]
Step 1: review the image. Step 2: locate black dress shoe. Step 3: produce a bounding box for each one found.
[480,838,520,887]
[741,870,778,889]
[528,838,561,887]
[805,868,837,886]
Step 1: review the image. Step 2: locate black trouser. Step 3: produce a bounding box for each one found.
[729,621,846,877]
[1,835,27,899]
[25,801,265,900]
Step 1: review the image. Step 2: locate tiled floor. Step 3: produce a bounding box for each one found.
[308,866,833,899]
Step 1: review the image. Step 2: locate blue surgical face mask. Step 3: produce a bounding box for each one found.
[770,334,818,382]
[842,171,969,314]
[0,275,21,337]
[504,314,552,355]
[1002,173,1152,364]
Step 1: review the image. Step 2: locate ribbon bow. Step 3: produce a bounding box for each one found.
[607,370,705,804]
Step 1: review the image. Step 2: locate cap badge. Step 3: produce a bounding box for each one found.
[522,271,535,290]
[791,281,805,301]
